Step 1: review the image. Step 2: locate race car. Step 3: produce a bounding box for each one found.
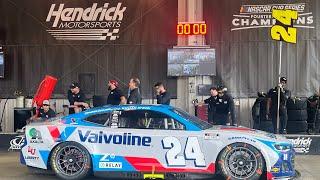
[20,105,296,180]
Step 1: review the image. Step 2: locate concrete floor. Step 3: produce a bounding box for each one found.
[0,152,318,180]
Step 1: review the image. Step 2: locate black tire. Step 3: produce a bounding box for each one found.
[286,121,308,133]
[287,110,308,121]
[287,98,307,110]
[50,142,91,180]
[217,142,265,180]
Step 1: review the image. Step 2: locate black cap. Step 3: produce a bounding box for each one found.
[70,82,80,89]
[280,77,287,83]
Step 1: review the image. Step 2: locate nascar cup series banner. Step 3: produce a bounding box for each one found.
[203,0,319,97]
[45,3,127,41]
[231,3,314,32]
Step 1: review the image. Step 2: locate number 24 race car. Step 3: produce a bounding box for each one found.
[21,105,296,180]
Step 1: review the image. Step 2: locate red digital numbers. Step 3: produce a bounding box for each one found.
[177,23,207,35]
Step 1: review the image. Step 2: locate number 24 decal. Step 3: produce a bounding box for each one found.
[162,137,206,167]
[271,9,298,44]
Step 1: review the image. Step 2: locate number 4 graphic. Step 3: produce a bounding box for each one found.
[271,9,298,44]
[162,137,206,167]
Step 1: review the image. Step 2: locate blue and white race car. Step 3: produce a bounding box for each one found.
[21,105,296,180]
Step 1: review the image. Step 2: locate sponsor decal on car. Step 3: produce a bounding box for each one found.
[228,136,256,143]
[98,154,123,169]
[24,146,39,160]
[8,135,25,151]
[78,130,152,146]
[29,128,44,143]
[271,166,280,173]
[289,137,312,154]
[99,162,122,169]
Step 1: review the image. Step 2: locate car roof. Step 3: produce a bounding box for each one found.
[66,104,174,118]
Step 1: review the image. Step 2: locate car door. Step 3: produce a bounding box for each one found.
[110,109,210,173]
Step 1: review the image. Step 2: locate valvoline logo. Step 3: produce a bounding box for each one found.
[78,130,151,147]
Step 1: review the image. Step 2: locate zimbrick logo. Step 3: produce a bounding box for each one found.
[46,3,127,40]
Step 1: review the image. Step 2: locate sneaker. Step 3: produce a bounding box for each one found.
[282,129,287,134]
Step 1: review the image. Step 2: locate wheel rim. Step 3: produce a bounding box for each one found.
[224,146,258,179]
[55,145,87,176]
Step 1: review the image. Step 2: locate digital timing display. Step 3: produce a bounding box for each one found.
[177,22,207,35]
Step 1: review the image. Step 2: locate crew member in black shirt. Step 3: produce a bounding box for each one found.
[215,86,236,126]
[154,82,171,105]
[29,100,56,123]
[107,80,126,105]
[203,87,218,124]
[67,82,89,114]
[127,78,142,104]
[267,77,291,134]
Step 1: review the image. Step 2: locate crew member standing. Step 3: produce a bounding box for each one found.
[203,87,218,124]
[127,78,142,104]
[267,77,291,134]
[68,82,89,114]
[154,82,171,105]
[215,86,236,126]
[107,80,126,105]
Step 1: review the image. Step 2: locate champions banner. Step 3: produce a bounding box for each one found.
[231,3,314,31]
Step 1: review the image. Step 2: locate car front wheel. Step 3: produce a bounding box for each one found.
[217,142,265,180]
[50,142,91,180]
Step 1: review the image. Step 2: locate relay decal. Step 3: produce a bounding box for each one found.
[92,154,136,171]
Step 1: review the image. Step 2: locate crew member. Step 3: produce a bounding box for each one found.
[154,82,171,105]
[67,82,89,114]
[202,87,218,124]
[29,100,56,123]
[215,86,236,126]
[307,87,320,134]
[267,77,291,134]
[107,80,126,105]
[127,78,142,104]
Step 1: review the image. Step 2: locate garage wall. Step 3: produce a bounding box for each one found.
[0,0,178,99]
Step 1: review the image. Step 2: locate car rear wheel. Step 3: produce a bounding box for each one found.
[217,142,265,180]
[50,142,91,180]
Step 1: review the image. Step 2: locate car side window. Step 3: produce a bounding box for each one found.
[85,113,111,126]
[115,110,185,130]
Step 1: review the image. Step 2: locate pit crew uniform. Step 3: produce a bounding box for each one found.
[215,94,236,125]
[267,87,291,134]
[127,88,142,104]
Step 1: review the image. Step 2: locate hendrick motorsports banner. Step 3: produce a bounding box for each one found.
[231,2,314,31]
[286,135,320,155]
[46,2,127,40]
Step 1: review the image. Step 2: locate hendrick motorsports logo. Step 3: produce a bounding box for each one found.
[46,3,127,40]
[289,137,312,154]
[231,3,314,31]
[29,128,44,143]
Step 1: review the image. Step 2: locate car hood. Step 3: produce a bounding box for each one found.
[205,125,290,143]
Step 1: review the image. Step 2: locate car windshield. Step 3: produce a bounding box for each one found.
[171,107,212,130]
